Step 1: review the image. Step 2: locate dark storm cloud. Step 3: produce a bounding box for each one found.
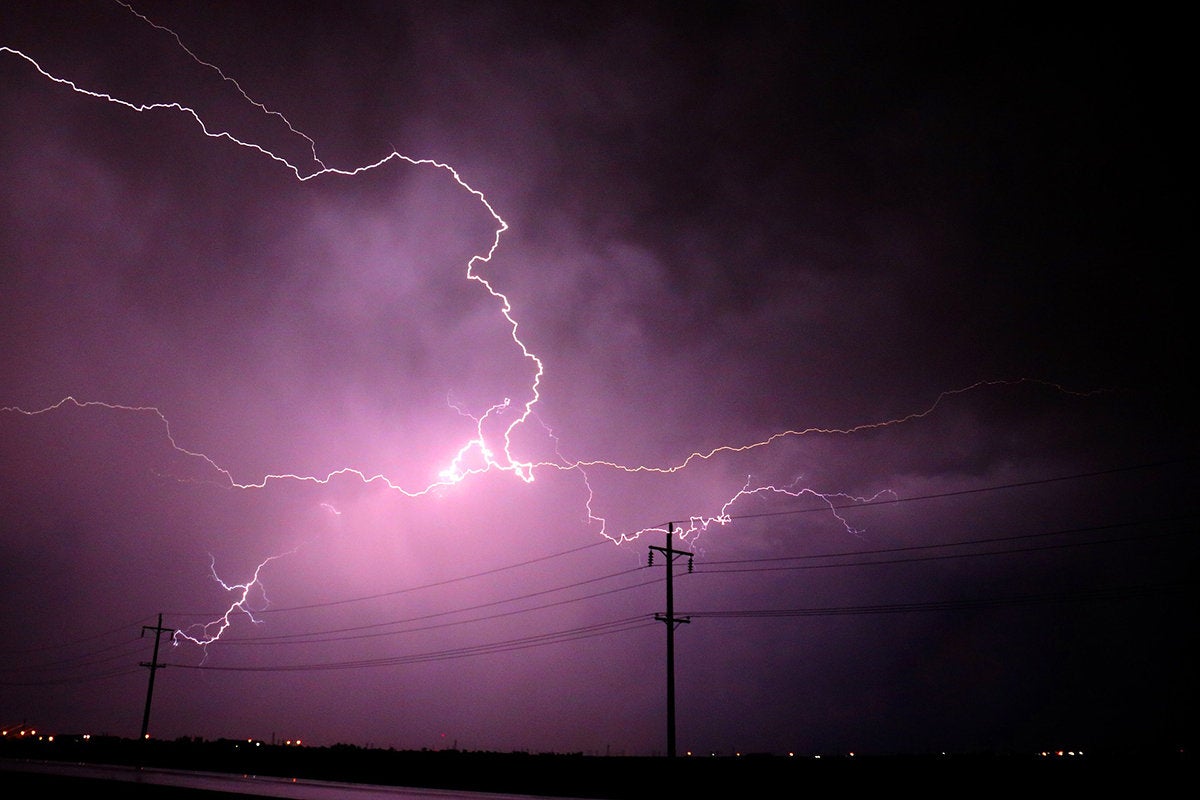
[2,1,1193,758]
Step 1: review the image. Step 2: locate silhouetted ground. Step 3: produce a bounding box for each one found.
[2,736,1193,797]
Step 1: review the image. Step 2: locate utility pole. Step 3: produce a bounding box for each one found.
[140,614,174,741]
[649,521,691,758]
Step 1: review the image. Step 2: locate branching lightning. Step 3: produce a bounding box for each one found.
[171,552,294,652]
[0,4,1095,647]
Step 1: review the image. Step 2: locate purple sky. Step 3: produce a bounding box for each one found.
[1,2,1193,758]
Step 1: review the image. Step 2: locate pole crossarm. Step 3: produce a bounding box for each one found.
[648,543,694,562]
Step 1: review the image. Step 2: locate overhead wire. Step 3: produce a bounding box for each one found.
[6,461,1190,679]
[167,615,658,672]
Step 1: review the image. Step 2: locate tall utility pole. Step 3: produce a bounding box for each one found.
[650,522,691,758]
[140,614,174,741]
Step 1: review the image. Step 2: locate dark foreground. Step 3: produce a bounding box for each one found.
[1,737,1192,798]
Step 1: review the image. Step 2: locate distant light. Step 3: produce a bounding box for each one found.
[787,752,795,758]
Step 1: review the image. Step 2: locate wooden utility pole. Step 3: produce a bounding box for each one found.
[140,613,174,740]
[650,522,691,758]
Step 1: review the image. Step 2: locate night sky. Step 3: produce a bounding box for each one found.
[2,2,1193,758]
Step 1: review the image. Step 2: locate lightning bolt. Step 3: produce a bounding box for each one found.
[171,552,294,654]
[0,5,1101,646]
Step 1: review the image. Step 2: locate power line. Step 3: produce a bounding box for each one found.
[678,579,1194,618]
[161,462,1191,625]
[0,665,142,688]
[8,463,1185,685]
[694,516,1194,573]
[164,615,657,673]
[691,458,1195,524]
[0,614,161,657]
[215,573,666,647]
[252,539,614,614]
